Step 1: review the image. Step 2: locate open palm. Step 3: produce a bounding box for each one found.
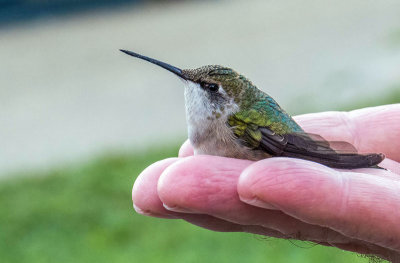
[133,104,400,262]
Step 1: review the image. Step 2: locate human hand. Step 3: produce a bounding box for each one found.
[132,104,400,262]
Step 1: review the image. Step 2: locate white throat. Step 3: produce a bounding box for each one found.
[182,81,239,151]
[183,81,213,130]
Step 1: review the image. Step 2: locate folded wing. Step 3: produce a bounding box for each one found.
[258,127,384,169]
[228,111,384,169]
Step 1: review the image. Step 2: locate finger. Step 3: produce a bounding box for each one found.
[238,157,400,252]
[180,214,377,254]
[179,213,286,239]
[158,156,357,244]
[132,157,253,222]
[132,158,180,219]
[132,157,299,238]
[294,104,400,161]
[178,139,194,157]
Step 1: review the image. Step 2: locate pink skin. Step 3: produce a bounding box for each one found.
[132,104,400,261]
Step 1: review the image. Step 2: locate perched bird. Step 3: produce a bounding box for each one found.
[120,49,384,169]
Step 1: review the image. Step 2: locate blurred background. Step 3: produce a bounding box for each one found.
[1,0,399,262]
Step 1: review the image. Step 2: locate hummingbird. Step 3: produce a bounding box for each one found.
[120,49,384,169]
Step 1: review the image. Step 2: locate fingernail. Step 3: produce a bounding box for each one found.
[240,197,278,210]
[133,204,152,215]
[163,203,194,213]
[133,204,177,219]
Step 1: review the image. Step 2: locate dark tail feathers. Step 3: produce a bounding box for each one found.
[282,152,385,169]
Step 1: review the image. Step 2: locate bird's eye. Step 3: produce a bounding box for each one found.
[201,82,219,92]
[208,83,219,92]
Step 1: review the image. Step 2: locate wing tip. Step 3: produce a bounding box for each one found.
[371,152,385,164]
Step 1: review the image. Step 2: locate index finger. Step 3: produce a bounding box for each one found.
[295,104,400,161]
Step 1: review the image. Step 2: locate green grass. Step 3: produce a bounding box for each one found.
[0,146,368,263]
[1,90,399,263]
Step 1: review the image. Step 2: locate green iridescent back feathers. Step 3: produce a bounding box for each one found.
[184,66,303,149]
[229,86,304,149]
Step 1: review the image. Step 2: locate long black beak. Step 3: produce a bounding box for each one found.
[120,49,187,80]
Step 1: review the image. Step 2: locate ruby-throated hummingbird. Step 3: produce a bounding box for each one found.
[120,49,384,169]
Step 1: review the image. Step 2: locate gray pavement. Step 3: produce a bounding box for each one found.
[1,0,400,176]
